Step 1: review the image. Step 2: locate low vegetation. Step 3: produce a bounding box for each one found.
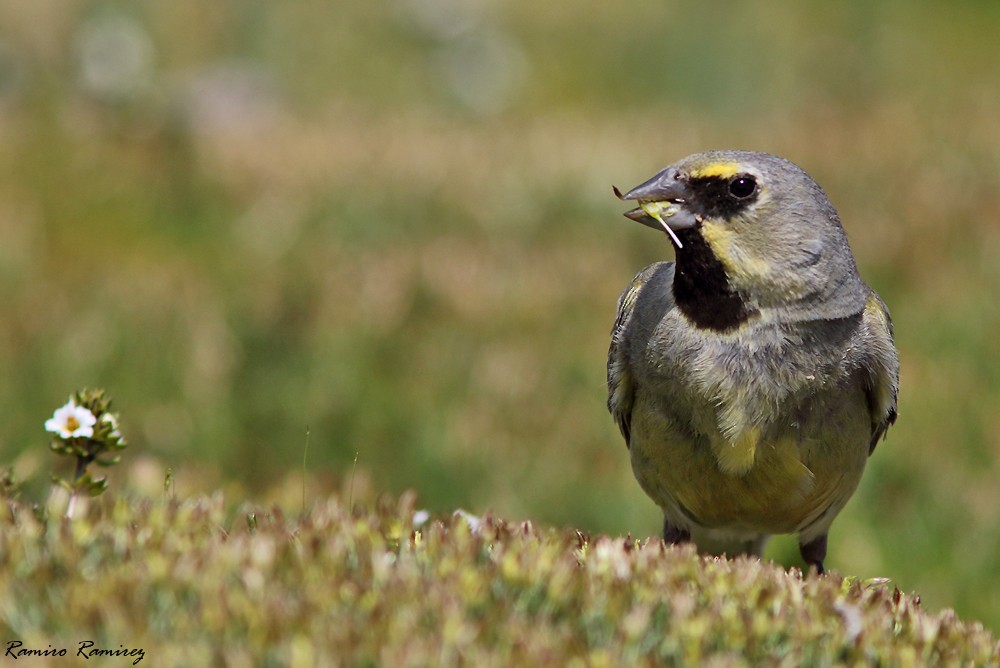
[1,487,996,666]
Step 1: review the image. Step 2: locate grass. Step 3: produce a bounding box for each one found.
[1,481,997,667]
[1,0,1000,637]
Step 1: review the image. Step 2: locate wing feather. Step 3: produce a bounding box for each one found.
[607,263,671,448]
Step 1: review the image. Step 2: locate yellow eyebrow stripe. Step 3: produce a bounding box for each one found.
[689,161,742,179]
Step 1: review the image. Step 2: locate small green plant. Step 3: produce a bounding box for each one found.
[46,388,127,502]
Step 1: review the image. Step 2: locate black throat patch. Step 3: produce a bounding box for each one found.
[672,227,757,332]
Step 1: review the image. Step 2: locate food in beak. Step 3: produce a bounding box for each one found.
[639,201,685,249]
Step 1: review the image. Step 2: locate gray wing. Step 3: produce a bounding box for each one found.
[860,291,900,454]
[607,262,674,448]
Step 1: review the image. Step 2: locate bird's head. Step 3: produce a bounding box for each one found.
[616,150,869,326]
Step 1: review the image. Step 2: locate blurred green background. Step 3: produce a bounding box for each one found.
[1,0,999,631]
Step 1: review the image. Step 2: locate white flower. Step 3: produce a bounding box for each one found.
[45,400,98,439]
[102,413,121,439]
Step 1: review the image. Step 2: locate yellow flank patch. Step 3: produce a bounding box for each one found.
[699,221,771,284]
[715,426,760,475]
[690,161,742,179]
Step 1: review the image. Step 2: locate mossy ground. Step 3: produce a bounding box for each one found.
[1,487,996,667]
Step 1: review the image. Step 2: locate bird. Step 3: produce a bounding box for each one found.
[607,150,898,573]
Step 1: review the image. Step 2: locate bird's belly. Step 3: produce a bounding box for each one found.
[629,395,869,535]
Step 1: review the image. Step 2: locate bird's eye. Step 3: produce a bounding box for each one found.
[728,175,757,199]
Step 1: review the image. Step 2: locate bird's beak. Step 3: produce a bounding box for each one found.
[614,168,700,249]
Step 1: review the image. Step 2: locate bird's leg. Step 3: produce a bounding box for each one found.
[663,517,691,545]
[799,533,828,574]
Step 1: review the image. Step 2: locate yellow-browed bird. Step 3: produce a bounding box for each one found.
[608,150,898,573]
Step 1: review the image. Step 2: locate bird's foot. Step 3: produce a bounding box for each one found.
[663,518,691,545]
[799,533,828,575]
